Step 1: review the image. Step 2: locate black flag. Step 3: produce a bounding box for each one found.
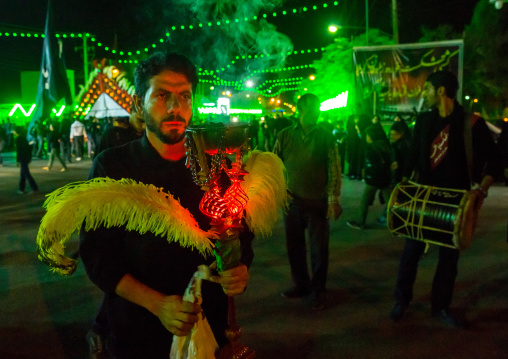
[29,0,72,132]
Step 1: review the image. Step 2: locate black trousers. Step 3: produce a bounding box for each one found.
[283,198,329,293]
[394,239,459,312]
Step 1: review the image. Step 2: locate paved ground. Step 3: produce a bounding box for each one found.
[1,152,508,359]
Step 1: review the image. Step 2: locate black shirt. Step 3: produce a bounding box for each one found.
[79,136,254,358]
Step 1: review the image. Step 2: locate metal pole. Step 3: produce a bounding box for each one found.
[83,34,88,86]
[365,0,369,45]
[392,0,399,44]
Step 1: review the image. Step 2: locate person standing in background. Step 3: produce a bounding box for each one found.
[14,126,38,194]
[273,93,342,311]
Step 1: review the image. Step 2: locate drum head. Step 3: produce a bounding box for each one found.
[456,192,479,250]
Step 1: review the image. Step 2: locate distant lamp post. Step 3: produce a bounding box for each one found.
[309,75,315,81]
[490,0,507,9]
[328,25,338,33]
[246,80,254,88]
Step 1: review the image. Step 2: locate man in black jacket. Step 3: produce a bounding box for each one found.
[390,70,502,327]
[80,51,254,358]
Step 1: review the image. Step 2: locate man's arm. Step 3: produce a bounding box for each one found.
[115,273,201,337]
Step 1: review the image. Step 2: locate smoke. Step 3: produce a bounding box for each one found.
[171,0,293,77]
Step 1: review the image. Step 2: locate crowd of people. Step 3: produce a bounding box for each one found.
[2,53,506,358]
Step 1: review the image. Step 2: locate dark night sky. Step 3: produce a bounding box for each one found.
[0,0,481,104]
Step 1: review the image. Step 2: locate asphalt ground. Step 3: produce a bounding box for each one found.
[1,152,508,359]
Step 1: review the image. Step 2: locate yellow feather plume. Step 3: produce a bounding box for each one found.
[36,151,287,276]
[241,150,287,237]
[37,178,215,276]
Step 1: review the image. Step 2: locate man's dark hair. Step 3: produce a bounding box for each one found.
[426,70,459,100]
[134,51,198,99]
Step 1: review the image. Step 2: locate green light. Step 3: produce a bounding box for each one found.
[160,38,164,42]
[303,7,307,11]
[56,34,60,37]
[112,50,116,53]
[334,1,338,5]
[145,48,149,52]
[263,14,267,18]
[119,51,123,55]
[208,22,212,26]
[34,34,39,37]
[313,6,317,10]
[71,33,75,37]
[105,47,109,51]
[91,37,95,41]
[293,9,297,13]
[199,23,203,27]
[5,32,10,36]
[273,12,277,16]
[78,33,82,37]
[189,25,193,29]
[97,42,102,46]
[86,33,90,37]
[128,51,132,55]
[172,26,176,30]
[166,32,170,36]
[323,3,328,7]
[152,44,156,48]
[27,33,31,37]
[282,10,287,15]
[62,34,67,38]
[217,21,221,25]
[181,25,185,30]
[41,34,45,38]
[235,19,239,22]
[253,16,257,20]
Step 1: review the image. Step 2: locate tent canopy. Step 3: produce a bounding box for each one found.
[84,92,130,119]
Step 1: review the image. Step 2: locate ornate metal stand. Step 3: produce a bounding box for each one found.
[185,122,255,359]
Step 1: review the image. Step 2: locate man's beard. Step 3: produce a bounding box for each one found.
[145,114,191,145]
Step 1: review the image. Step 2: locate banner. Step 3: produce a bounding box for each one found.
[29,0,72,131]
[353,40,463,115]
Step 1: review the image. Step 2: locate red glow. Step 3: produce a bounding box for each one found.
[200,186,229,219]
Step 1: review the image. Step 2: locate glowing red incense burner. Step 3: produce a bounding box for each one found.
[185,122,255,359]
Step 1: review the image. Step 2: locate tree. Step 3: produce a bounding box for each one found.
[418,25,461,43]
[463,0,508,114]
[299,29,393,113]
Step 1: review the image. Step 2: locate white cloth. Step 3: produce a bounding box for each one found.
[170,265,219,359]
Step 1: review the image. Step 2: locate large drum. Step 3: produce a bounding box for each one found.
[387,181,479,250]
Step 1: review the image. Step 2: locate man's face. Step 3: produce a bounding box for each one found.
[422,81,438,109]
[138,70,193,145]
[389,130,402,143]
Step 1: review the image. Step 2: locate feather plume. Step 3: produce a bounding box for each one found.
[241,150,287,237]
[37,178,215,276]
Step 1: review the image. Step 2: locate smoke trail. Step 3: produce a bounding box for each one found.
[172,0,293,75]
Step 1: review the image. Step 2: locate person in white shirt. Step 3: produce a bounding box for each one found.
[70,119,87,161]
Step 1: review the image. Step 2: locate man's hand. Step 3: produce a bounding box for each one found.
[209,263,249,296]
[327,203,343,221]
[153,295,201,337]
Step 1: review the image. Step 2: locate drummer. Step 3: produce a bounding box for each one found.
[389,70,503,327]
